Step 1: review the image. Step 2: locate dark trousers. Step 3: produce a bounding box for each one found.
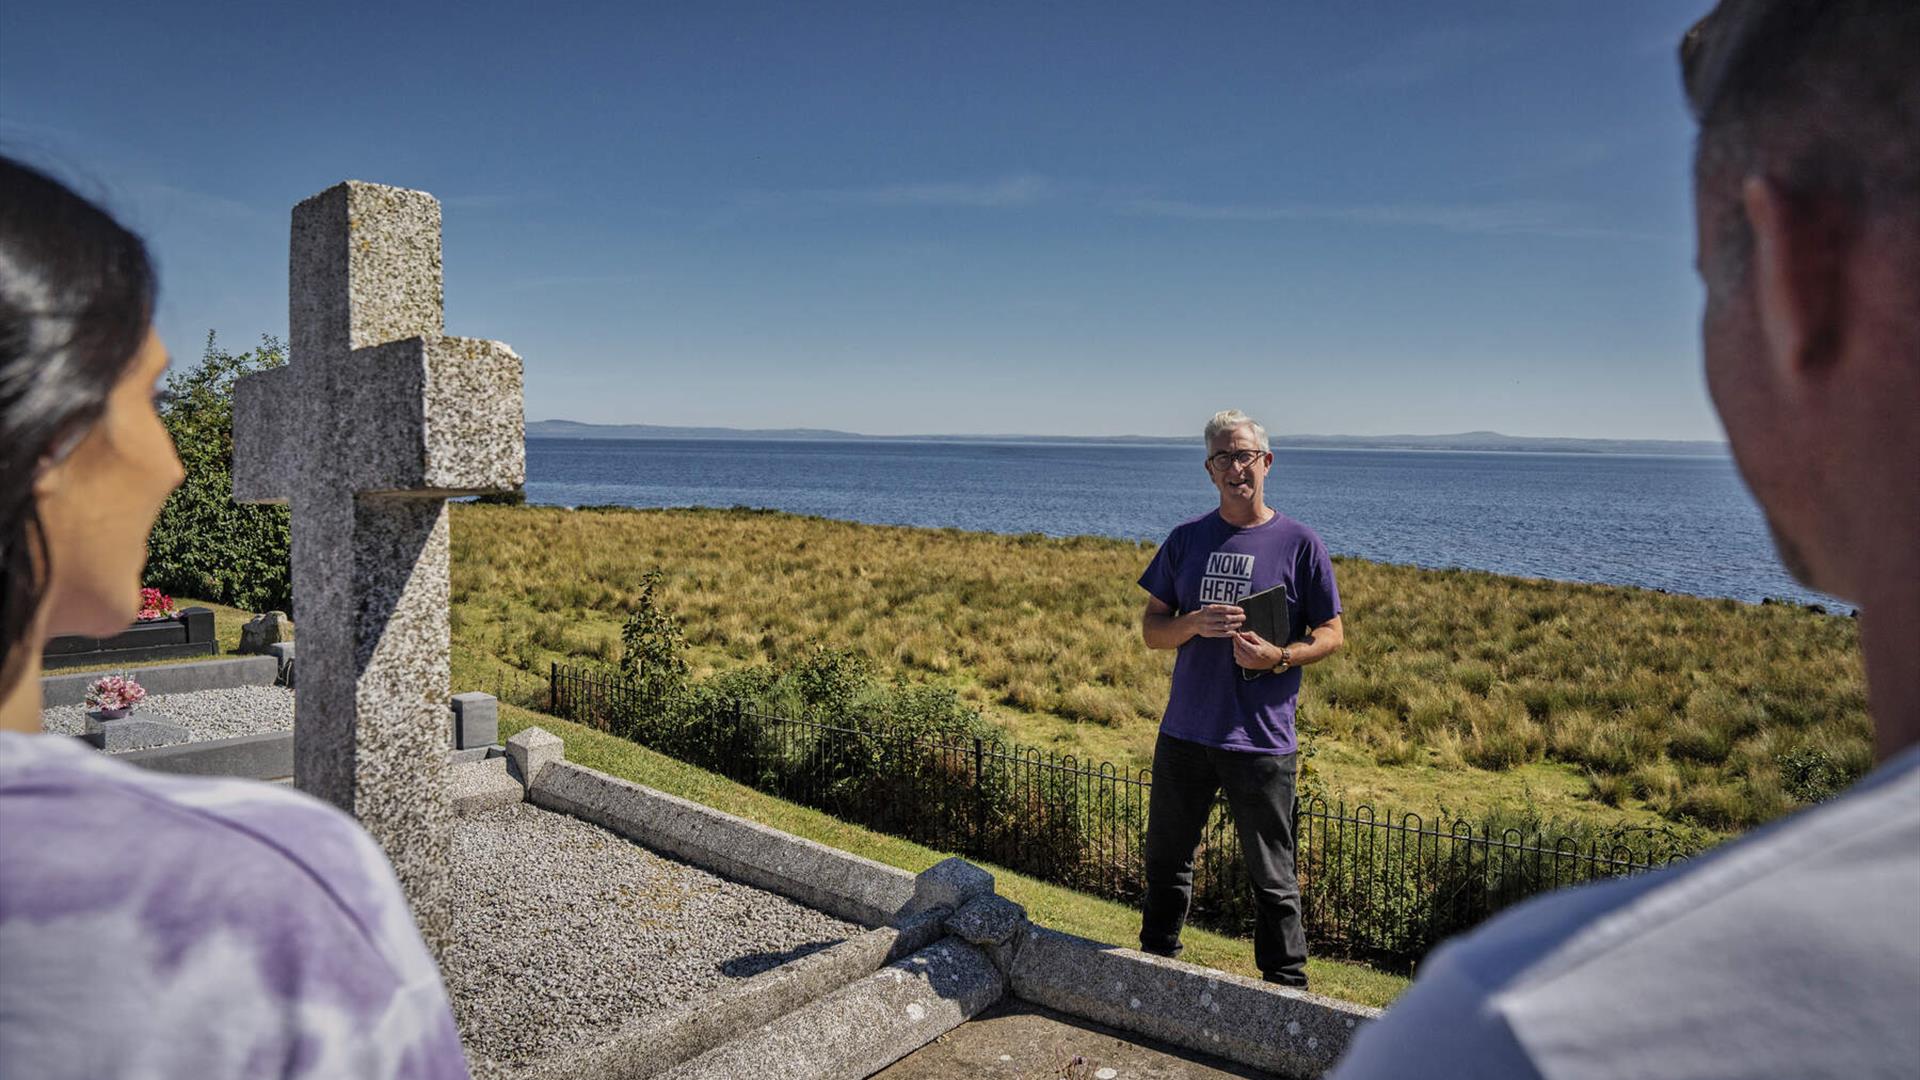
[1139,732,1307,985]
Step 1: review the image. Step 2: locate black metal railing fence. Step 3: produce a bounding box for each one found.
[548,663,1682,969]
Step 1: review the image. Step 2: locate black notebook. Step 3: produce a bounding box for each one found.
[1235,584,1293,680]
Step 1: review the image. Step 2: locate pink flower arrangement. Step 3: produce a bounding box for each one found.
[136,587,176,622]
[85,674,147,713]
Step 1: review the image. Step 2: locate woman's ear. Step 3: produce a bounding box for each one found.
[32,425,88,495]
[1742,175,1849,383]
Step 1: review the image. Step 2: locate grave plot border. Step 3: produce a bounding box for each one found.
[506,727,1377,1079]
[115,730,295,781]
[42,608,217,669]
[41,655,282,706]
[47,655,295,781]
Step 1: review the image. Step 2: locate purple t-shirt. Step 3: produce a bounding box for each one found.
[1138,509,1342,754]
[0,731,471,1080]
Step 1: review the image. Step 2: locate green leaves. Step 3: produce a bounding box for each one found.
[619,569,690,702]
[144,332,292,613]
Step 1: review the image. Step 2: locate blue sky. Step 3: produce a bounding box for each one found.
[1,2,1715,439]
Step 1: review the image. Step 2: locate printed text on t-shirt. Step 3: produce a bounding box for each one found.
[1199,552,1256,604]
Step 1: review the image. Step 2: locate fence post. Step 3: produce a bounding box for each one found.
[729,697,746,781]
[548,661,558,715]
[972,736,986,854]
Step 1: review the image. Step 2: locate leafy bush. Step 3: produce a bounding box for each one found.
[618,569,689,703]
[144,333,291,612]
[1777,743,1847,804]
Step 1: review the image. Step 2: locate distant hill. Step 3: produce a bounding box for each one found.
[526,420,1726,457]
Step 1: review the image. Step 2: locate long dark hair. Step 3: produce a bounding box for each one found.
[0,155,158,698]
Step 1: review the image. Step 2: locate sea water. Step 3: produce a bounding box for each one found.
[525,437,1841,609]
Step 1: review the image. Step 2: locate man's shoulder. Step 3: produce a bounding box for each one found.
[1166,509,1222,537]
[1335,746,1920,1078]
[1265,511,1328,549]
[1157,510,1224,552]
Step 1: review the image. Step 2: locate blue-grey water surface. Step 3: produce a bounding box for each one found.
[526,438,1840,608]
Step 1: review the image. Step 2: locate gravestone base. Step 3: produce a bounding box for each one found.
[872,999,1271,1080]
[83,712,191,752]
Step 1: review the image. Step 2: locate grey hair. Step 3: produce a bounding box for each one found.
[1203,409,1269,452]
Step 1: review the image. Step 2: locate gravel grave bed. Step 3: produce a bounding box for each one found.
[41,685,294,745]
[444,801,861,1072]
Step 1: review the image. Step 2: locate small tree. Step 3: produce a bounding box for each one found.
[619,570,689,703]
[144,333,293,612]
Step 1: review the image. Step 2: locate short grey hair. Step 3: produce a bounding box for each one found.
[1204,409,1269,452]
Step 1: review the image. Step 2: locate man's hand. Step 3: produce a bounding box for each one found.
[1191,603,1247,638]
[1232,629,1286,670]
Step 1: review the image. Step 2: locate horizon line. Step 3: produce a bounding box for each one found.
[527,418,1728,447]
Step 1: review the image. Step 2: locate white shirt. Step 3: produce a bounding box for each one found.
[1332,744,1920,1080]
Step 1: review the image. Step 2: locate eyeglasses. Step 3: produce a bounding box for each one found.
[1207,449,1269,471]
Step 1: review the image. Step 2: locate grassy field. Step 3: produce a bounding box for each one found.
[448,504,1871,838]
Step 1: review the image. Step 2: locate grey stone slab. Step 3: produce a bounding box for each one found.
[505,726,563,786]
[530,759,921,928]
[40,656,280,706]
[915,857,995,916]
[1008,926,1377,1079]
[230,179,527,954]
[450,757,523,814]
[116,731,295,780]
[872,998,1274,1080]
[946,894,1030,976]
[656,936,1004,1080]
[947,896,1027,948]
[451,692,498,750]
[41,640,213,670]
[446,745,497,766]
[83,712,191,752]
[511,918,947,1080]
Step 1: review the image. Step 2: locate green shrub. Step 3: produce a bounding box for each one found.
[1776,743,1847,805]
[143,333,291,612]
[619,569,689,703]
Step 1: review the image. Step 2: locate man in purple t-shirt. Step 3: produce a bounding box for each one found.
[1137,409,1345,987]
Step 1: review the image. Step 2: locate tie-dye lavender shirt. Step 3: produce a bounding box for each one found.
[0,732,471,1079]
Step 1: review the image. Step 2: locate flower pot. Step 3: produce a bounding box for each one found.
[87,707,133,721]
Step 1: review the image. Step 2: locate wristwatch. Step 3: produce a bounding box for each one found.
[1273,646,1293,673]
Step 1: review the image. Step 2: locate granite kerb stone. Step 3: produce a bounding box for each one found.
[450,756,524,814]
[114,730,295,780]
[81,712,191,752]
[1007,925,1378,1079]
[495,911,949,1080]
[40,655,282,707]
[654,934,1003,1080]
[528,759,922,928]
[945,893,1029,976]
[504,726,564,788]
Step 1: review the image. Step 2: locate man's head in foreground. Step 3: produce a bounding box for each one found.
[1684,0,1920,605]
[1328,9,1920,1075]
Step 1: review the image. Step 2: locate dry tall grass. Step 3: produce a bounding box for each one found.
[450,504,1870,834]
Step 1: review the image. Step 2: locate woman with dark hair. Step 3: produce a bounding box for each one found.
[0,156,471,1078]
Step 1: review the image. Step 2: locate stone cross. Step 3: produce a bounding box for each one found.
[232,182,524,949]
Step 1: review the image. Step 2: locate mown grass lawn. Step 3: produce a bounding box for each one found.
[450,504,1868,838]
